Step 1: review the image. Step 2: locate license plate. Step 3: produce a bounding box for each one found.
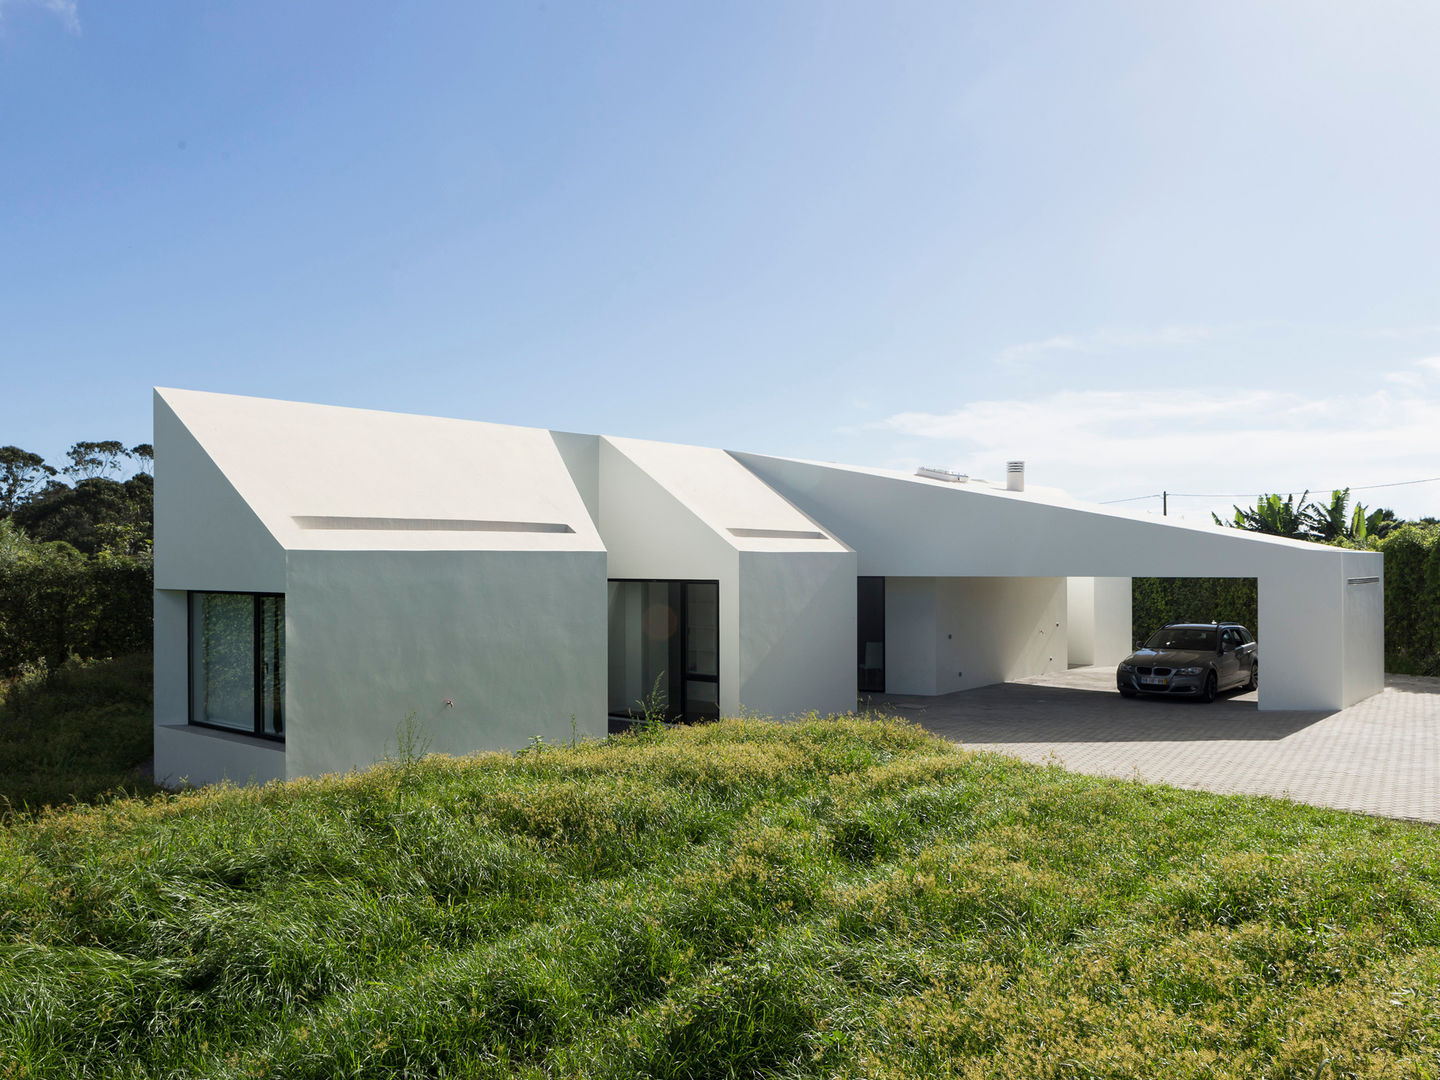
[1141,676,1167,687]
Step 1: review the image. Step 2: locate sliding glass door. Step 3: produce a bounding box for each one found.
[607,580,719,723]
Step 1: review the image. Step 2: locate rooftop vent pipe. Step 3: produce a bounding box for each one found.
[1006,461,1025,492]
[915,466,968,483]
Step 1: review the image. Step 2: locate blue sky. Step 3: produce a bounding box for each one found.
[3,0,1438,521]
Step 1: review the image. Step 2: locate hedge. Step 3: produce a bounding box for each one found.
[1132,577,1258,648]
[1377,523,1440,676]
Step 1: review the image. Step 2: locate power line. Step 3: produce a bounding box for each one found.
[1332,475,1440,492]
[1101,475,1440,505]
[1098,492,1163,504]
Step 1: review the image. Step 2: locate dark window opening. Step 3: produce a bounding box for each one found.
[858,576,885,694]
[188,592,285,740]
[608,580,719,726]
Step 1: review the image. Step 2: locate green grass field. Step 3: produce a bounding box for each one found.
[0,652,158,816]
[1,713,1437,1078]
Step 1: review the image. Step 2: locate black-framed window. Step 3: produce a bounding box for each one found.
[607,579,719,724]
[188,592,285,740]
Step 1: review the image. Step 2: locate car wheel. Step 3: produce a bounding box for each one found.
[1199,671,1217,704]
[1246,661,1258,692]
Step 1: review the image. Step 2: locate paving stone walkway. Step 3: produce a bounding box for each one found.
[877,667,1440,824]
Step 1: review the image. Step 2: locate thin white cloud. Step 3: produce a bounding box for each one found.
[1384,372,1424,388]
[0,0,79,33]
[1386,356,1440,388]
[994,324,1219,368]
[1369,325,1440,340]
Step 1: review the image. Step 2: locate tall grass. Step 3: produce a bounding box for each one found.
[1,713,1437,1078]
[0,652,158,816]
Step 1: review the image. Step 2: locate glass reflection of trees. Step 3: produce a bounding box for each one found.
[189,593,284,737]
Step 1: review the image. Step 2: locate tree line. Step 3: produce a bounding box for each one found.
[1137,488,1440,676]
[0,443,153,676]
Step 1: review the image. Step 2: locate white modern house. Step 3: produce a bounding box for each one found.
[153,388,1385,786]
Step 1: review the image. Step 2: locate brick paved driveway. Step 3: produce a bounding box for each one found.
[876,667,1440,823]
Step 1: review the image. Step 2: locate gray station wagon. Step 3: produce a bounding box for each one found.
[1116,622,1258,702]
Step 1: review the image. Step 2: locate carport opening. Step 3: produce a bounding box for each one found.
[1132,576,1258,648]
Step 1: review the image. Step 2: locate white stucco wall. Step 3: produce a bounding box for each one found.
[284,549,608,777]
[153,392,284,594]
[1341,551,1385,708]
[551,431,600,528]
[1257,563,1343,711]
[737,550,857,717]
[886,576,1066,695]
[153,589,188,729]
[155,723,287,787]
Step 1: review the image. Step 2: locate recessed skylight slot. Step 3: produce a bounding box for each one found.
[915,467,968,483]
[293,516,574,534]
[727,527,828,540]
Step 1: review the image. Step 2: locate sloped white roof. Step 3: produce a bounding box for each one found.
[158,386,1331,567]
[744,453,1322,545]
[603,435,849,554]
[730,450,1340,579]
[157,388,604,552]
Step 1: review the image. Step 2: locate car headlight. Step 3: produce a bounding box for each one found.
[1118,663,1134,671]
[1175,666,1203,675]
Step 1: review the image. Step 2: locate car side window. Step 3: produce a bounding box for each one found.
[1237,627,1253,645]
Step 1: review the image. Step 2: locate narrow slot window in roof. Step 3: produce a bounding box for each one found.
[727,527,828,541]
[293,516,574,534]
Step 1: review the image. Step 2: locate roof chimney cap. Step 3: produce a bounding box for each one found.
[1006,461,1025,492]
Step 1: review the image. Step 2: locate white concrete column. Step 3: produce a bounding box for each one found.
[1091,576,1133,666]
[1066,578,1096,665]
[1257,567,1345,711]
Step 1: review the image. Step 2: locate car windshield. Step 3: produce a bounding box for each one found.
[1144,627,1217,651]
